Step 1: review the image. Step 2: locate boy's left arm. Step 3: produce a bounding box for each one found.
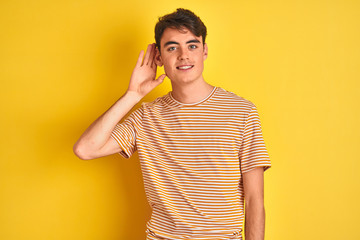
[243,167,266,240]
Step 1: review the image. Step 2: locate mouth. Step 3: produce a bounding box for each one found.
[176,65,194,70]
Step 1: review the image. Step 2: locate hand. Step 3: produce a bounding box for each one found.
[127,43,166,98]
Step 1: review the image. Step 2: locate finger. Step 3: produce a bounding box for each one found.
[155,74,166,84]
[136,50,144,67]
[143,44,152,66]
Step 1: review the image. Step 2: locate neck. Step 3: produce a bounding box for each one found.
[170,78,215,104]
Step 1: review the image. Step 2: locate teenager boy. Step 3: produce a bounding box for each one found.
[74,8,271,240]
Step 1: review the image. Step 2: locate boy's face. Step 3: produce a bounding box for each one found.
[155,27,208,86]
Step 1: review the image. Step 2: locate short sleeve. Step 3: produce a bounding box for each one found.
[239,104,271,174]
[110,106,144,159]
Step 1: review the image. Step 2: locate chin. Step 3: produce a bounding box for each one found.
[167,73,202,85]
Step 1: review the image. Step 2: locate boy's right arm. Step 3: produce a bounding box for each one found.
[73,43,166,160]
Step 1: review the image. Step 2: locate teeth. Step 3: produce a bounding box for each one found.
[178,65,193,70]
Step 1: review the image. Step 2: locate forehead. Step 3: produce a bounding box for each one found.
[160,27,203,46]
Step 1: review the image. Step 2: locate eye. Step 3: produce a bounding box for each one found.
[189,45,197,49]
[167,46,176,51]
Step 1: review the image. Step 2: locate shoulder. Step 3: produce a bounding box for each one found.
[215,87,256,110]
[139,93,169,109]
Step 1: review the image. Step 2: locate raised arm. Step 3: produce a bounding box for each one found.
[73,43,166,160]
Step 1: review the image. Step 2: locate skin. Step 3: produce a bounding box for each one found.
[73,25,266,240]
[154,27,215,104]
[243,167,266,240]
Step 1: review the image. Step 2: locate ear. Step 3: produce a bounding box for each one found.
[154,47,163,67]
[203,43,208,61]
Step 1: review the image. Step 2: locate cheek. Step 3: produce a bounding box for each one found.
[163,59,175,71]
[163,64,174,76]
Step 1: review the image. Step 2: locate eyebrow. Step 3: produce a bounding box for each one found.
[163,39,201,48]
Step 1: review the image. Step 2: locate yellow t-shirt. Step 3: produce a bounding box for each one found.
[111,86,271,240]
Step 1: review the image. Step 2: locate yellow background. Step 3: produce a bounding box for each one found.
[1,0,359,239]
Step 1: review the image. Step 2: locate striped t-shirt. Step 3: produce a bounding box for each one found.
[110,86,271,240]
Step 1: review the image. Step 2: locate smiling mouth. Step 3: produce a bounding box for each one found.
[176,65,194,70]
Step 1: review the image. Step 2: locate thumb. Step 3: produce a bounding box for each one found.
[154,74,166,85]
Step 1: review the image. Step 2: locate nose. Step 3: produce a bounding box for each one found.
[177,47,189,60]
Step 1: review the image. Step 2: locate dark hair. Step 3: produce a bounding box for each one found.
[154,8,207,52]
